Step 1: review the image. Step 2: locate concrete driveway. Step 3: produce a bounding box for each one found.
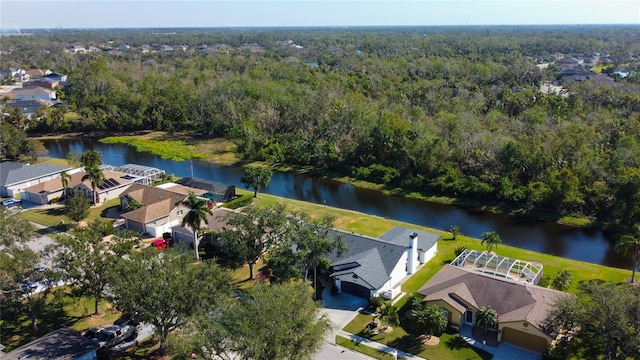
[492,343,542,360]
[320,286,368,341]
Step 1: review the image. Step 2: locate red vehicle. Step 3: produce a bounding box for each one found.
[151,238,174,251]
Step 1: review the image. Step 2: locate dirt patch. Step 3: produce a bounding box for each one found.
[418,334,440,346]
[381,326,394,334]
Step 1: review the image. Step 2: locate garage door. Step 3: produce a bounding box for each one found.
[340,282,371,298]
[501,327,549,353]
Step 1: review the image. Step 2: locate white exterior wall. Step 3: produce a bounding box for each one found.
[421,243,438,264]
[146,206,186,238]
[5,173,62,198]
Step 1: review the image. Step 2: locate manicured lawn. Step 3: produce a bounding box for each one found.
[19,198,120,228]
[336,336,402,359]
[342,312,492,360]
[110,337,160,360]
[0,288,120,351]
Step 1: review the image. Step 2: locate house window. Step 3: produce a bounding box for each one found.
[177,210,184,216]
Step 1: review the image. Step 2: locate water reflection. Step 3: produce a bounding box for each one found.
[42,138,628,269]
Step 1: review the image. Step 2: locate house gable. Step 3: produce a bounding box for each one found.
[418,264,566,333]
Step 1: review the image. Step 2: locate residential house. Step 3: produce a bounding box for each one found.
[174,177,236,203]
[328,227,439,300]
[43,72,68,83]
[4,99,53,118]
[5,87,56,101]
[160,45,174,52]
[23,168,137,205]
[2,327,97,360]
[140,44,152,53]
[173,45,188,52]
[239,43,265,53]
[417,263,566,353]
[23,79,59,89]
[117,44,130,51]
[119,183,195,237]
[25,69,51,80]
[0,68,27,82]
[0,161,71,198]
[87,46,101,53]
[66,45,86,53]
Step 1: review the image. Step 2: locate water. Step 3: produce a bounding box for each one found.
[42,138,629,269]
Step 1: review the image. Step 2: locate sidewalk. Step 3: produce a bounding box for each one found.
[337,330,425,360]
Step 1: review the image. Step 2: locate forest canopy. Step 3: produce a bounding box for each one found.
[2,26,640,223]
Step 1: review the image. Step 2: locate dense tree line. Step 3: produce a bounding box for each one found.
[2,26,640,222]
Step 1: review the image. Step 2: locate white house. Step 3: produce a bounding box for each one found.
[327,227,439,300]
[0,161,71,198]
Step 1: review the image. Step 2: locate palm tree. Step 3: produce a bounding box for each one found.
[475,306,498,335]
[551,269,572,291]
[379,303,399,331]
[413,303,447,338]
[481,231,502,253]
[181,192,213,261]
[423,304,448,338]
[616,224,640,283]
[60,170,71,200]
[82,166,105,205]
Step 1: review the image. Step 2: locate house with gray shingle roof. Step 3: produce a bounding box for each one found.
[2,327,97,360]
[418,264,567,353]
[0,161,71,198]
[327,227,439,300]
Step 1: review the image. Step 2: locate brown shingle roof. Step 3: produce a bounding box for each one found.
[418,264,566,333]
[120,183,187,223]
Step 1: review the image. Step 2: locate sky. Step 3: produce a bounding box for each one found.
[1,0,639,30]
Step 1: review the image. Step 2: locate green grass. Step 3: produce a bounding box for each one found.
[100,136,209,162]
[341,314,492,360]
[0,288,120,351]
[336,336,403,359]
[246,191,631,293]
[19,198,120,228]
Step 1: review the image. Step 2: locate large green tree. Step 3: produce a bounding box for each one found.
[267,212,345,297]
[616,224,640,283]
[544,281,640,360]
[64,189,90,222]
[240,166,272,198]
[107,249,232,355]
[173,282,329,360]
[80,149,102,168]
[220,204,293,280]
[181,191,213,261]
[51,220,137,315]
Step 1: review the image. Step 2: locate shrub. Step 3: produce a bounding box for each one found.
[538,275,551,288]
[447,324,460,334]
[100,221,114,236]
[454,245,467,257]
[50,196,61,204]
[368,296,384,310]
[222,194,253,209]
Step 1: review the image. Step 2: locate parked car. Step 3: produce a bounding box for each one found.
[84,324,137,349]
[150,238,174,251]
[114,312,140,327]
[2,198,21,207]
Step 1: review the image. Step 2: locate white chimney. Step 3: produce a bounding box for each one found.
[408,232,419,274]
